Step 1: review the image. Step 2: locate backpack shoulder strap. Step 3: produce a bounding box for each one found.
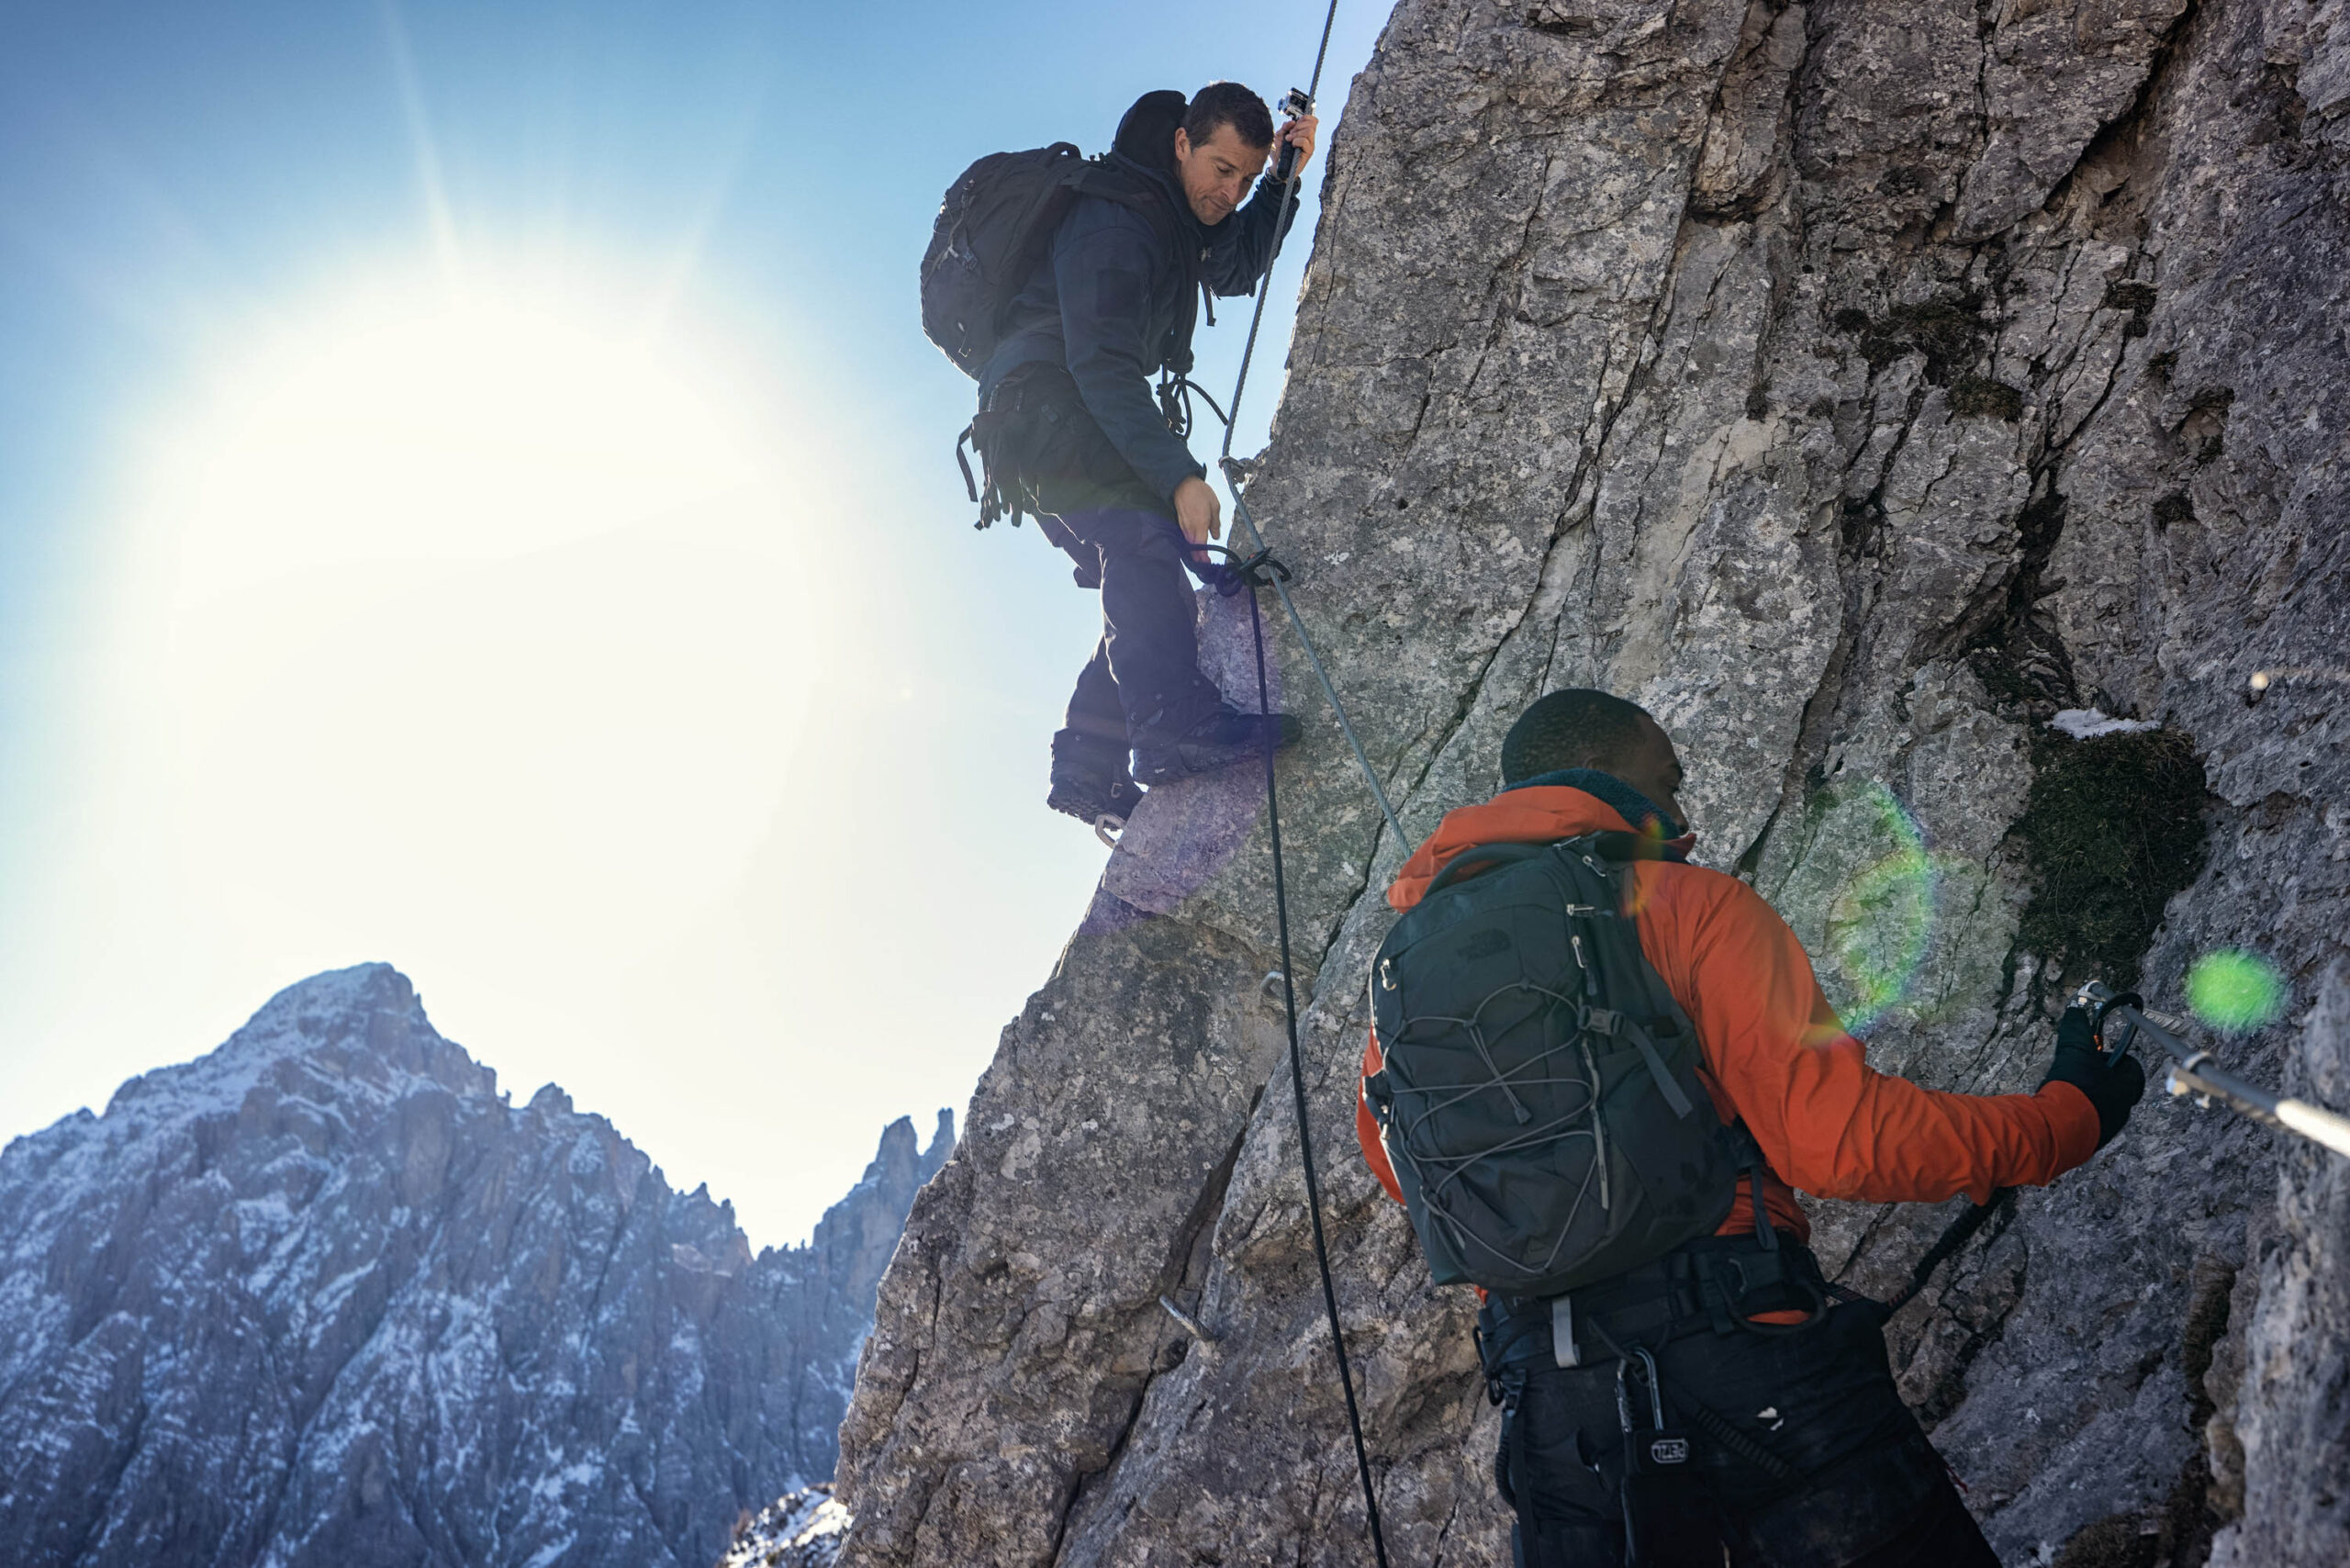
[1421,841,1553,897]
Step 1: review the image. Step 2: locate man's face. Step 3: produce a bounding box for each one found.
[1172,122,1270,225]
[1612,716,1689,832]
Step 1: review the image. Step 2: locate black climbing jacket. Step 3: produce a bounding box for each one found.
[978,89,1299,503]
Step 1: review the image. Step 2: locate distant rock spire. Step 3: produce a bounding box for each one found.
[0,965,943,1568]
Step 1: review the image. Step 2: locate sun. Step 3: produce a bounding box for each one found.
[101,264,823,994]
[162,274,775,606]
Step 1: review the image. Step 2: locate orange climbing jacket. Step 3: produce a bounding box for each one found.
[1355,786,2101,1245]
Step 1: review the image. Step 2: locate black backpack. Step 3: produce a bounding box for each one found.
[1363,834,1746,1299]
[921,143,1087,379]
[920,144,1203,382]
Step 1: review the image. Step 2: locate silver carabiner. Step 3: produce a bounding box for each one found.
[1615,1347,1666,1434]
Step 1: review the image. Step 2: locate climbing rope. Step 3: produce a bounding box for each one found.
[1209,543,1391,1568]
[1201,0,1408,848]
[1174,8,1393,1562]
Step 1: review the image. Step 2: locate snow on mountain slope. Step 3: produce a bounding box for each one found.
[0,963,951,1568]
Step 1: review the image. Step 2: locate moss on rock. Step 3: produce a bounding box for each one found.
[1857,296,1987,379]
[1948,374,2025,420]
[2014,729,2210,990]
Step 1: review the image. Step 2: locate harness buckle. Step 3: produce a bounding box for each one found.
[1693,1253,1743,1337]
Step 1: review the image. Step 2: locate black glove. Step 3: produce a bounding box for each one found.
[2042,1002,2147,1148]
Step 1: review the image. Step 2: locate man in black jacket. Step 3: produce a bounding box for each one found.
[977,84,1316,831]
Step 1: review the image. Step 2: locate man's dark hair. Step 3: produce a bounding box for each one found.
[1500,689,1653,787]
[1184,82,1275,151]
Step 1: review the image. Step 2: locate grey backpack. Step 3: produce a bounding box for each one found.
[1363,834,1746,1299]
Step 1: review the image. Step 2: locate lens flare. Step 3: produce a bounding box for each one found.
[1820,785,1942,1034]
[2243,666,2350,704]
[2186,949,2287,1033]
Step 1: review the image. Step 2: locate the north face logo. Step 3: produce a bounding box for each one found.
[1457,929,1511,960]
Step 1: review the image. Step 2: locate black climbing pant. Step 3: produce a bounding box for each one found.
[976,362,1227,751]
[1496,1299,1998,1568]
[1034,498,1224,749]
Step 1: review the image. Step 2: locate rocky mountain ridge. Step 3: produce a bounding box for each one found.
[0,962,950,1568]
[835,0,2349,1562]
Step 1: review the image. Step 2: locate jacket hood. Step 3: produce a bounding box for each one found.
[1110,89,1216,233]
[1385,787,1696,911]
[1112,90,1188,184]
[1507,767,1687,842]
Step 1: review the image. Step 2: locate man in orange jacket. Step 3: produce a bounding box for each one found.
[1357,689,2145,1567]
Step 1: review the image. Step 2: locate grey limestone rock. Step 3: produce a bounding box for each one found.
[837,0,2348,1562]
[0,963,951,1568]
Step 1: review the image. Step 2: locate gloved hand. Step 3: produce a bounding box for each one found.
[2042,1002,2148,1148]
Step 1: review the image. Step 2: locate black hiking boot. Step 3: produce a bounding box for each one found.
[1047,733,1146,837]
[1130,704,1302,787]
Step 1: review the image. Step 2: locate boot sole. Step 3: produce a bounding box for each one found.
[1131,723,1302,787]
[1048,780,1144,829]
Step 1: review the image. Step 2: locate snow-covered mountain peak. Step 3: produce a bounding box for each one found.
[77,962,484,1140]
[0,966,954,1568]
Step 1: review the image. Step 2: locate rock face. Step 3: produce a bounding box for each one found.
[835,0,2347,1562]
[0,963,951,1568]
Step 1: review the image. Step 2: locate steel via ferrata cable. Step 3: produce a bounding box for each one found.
[1193,6,1394,1562]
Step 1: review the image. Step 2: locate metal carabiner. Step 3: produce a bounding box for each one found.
[1616,1347,1665,1434]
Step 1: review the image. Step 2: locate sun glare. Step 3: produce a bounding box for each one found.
[165,280,770,603]
[102,266,824,1014]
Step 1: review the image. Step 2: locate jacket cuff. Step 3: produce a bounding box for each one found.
[1142,454,1208,503]
[2036,1081,2105,1172]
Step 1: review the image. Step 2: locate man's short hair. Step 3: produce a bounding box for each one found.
[1500,689,1653,786]
[1184,82,1275,151]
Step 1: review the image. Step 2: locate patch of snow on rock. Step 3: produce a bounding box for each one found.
[2050,708,2161,740]
[721,1485,848,1568]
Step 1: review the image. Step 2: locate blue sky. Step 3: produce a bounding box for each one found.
[0,0,1385,1243]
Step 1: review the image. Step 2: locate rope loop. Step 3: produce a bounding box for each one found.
[1217,547,1292,596]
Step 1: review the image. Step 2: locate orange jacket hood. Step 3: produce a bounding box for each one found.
[1387,786,1662,911]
